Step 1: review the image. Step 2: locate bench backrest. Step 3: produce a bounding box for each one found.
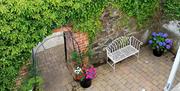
[106,36,143,53]
[106,36,130,53]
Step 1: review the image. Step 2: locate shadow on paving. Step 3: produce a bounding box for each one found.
[36,44,73,91]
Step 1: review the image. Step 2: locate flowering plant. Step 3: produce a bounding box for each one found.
[85,66,96,79]
[148,32,173,52]
[74,65,96,81]
[74,66,85,81]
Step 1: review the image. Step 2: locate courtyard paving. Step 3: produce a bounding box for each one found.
[37,45,180,91]
[36,45,73,91]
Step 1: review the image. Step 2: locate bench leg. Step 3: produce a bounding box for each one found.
[106,59,116,72]
[106,56,109,63]
[113,63,115,72]
[137,52,139,60]
[137,52,139,61]
[135,52,139,61]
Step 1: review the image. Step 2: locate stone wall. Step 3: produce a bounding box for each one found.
[91,8,152,65]
[90,8,180,65]
[51,10,179,66]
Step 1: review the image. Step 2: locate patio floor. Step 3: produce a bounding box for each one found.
[38,45,180,91]
[68,46,180,91]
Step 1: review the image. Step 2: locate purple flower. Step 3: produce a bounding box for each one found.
[152,32,156,37]
[149,32,173,50]
[158,32,163,37]
[162,42,166,46]
[165,39,172,44]
[148,40,153,44]
[162,33,168,38]
[158,42,163,46]
[166,45,171,49]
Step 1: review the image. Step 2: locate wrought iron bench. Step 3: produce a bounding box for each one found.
[106,36,143,71]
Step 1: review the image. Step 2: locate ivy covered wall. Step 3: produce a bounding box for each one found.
[0,0,178,90]
[164,0,180,20]
[0,0,108,90]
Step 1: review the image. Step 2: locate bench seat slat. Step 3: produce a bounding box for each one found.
[108,45,138,63]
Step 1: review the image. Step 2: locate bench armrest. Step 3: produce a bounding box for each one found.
[130,36,143,50]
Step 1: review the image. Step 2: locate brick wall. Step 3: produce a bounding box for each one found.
[53,26,89,53]
[73,32,88,52]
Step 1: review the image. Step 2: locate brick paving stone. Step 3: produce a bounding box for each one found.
[104,85,113,91]
[107,80,114,86]
[120,78,128,85]
[152,86,161,91]
[66,84,72,91]
[36,45,74,91]
[111,84,119,90]
[125,82,133,89]
[37,46,180,91]
[100,80,108,87]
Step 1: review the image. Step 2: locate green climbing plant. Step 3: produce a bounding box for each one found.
[0,0,108,90]
[0,0,167,90]
[164,0,180,20]
[112,0,159,28]
[19,76,43,91]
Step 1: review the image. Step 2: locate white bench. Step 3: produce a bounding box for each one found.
[106,36,143,71]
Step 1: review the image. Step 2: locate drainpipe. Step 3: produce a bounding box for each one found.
[164,46,180,91]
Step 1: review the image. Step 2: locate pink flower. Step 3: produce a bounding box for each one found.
[85,66,96,79]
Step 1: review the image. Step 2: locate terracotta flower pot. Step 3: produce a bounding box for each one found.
[74,74,84,81]
[80,79,92,88]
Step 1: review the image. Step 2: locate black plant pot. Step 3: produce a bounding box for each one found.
[153,49,163,57]
[80,79,92,88]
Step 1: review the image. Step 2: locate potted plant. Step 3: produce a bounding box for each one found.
[71,49,94,80]
[74,65,96,88]
[71,51,84,81]
[148,32,173,57]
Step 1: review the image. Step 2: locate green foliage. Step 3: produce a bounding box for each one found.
[112,0,159,28]
[0,0,107,90]
[72,0,109,42]
[0,0,51,90]
[71,51,82,65]
[0,66,17,91]
[164,0,180,20]
[19,76,43,91]
[86,48,93,60]
[0,0,165,90]
[71,48,94,66]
